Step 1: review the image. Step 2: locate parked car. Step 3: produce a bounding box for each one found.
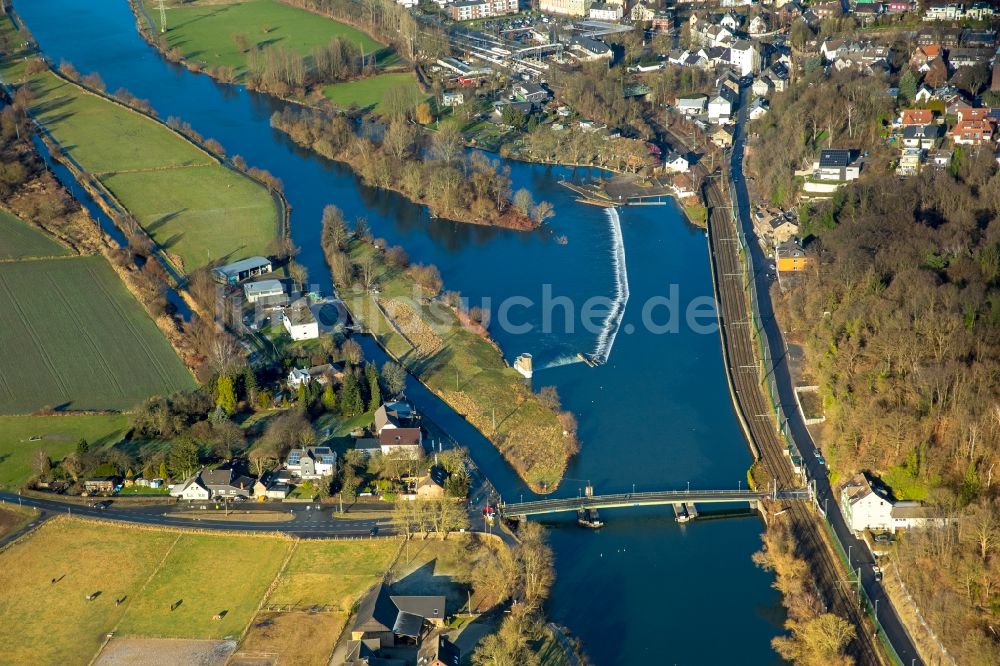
[814,450,826,465]
[872,565,883,581]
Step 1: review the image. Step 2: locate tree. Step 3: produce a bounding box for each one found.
[167,437,200,479]
[531,201,554,225]
[215,375,237,415]
[513,188,534,216]
[473,607,539,666]
[381,361,406,397]
[341,373,364,416]
[341,338,364,365]
[321,204,349,251]
[76,438,89,456]
[241,366,259,406]
[383,117,416,160]
[898,69,918,104]
[249,445,278,477]
[430,123,463,164]
[32,449,51,479]
[414,101,433,124]
[772,613,856,666]
[365,361,382,411]
[518,521,554,608]
[322,384,337,412]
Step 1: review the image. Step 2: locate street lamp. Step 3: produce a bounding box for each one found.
[848,545,852,566]
[687,481,690,493]
[632,483,635,495]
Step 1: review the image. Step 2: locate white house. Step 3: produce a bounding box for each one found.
[287,363,341,391]
[664,151,690,173]
[914,84,933,104]
[286,446,337,479]
[748,14,769,36]
[243,279,285,304]
[380,427,424,457]
[676,94,707,115]
[840,473,940,533]
[282,300,319,341]
[748,97,769,120]
[729,40,760,76]
[170,475,210,501]
[441,91,465,107]
[708,93,734,123]
[589,2,623,20]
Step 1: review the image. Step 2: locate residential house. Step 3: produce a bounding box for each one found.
[287,363,342,390]
[927,148,952,167]
[752,76,774,97]
[671,173,697,199]
[708,87,737,123]
[887,0,912,11]
[353,437,382,458]
[380,428,424,457]
[915,84,934,103]
[854,2,884,23]
[212,256,272,285]
[243,279,285,305]
[375,400,417,434]
[909,44,941,70]
[897,147,923,175]
[820,38,845,62]
[840,473,895,533]
[350,582,446,649]
[768,215,799,244]
[902,124,941,149]
[676,94,707,115]
[728,40,760,76]
[441,91,464,107]
[712,125,735,148]
[775,240,813,272]
[589,2,623,20]
[539,0,591,16]
[201,465,254,499]
[952,118,993,145]
[916,27,961,48]
[924,2,966,21]
[813,149,861,181]
[748,15,770,36]
[748,97,769,120]
[948,47,993,69]
[812,2,842,19]
[965,1,995,20]
[253,471,293,500]
[411,467,448,499]
[570,36,613,62]
[960,29,996,48]
[282,300,319,341]
[664,151,690,173]
[629,2,654,20]
[418,635,461,666]
[651,11,674,32]
[286,446,337,479]
[170,475,210,501]
[448,0,518,21]
[840,473,941,533]
[899,108,934,126]
[83,477,119,495]
[513,82,550,104]
[958,106,990,122]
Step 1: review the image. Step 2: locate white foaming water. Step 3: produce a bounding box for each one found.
[591,207,629,364]
[539,354,586,371]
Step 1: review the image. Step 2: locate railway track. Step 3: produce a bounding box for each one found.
[664,122,886,665]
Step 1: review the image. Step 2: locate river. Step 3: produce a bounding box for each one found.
[15,1,784,661]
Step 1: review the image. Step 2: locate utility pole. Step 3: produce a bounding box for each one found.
[157,0,167,34]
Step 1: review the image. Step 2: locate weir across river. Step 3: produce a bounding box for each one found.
[499,486,812,518]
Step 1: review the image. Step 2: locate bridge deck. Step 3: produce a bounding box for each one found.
[502,488,809,517]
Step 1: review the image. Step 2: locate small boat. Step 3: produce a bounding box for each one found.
[577,353,599,368]
[577,508,604,528]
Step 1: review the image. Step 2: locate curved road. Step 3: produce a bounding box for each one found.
[727,87,923,666]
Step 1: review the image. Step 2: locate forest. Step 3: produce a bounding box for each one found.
[780,162,1000,664]
[271,106,550,229]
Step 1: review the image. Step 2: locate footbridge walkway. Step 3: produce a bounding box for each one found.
[500,487,811,518]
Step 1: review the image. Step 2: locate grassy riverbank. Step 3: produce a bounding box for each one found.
[334,238,574,491]
[0,22,279,272]
[142,0,385,73]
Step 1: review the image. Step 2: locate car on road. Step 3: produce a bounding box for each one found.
[872,565,883,581]
[814,450,826,465]
[91,500,112,510]
[873,532,894,544]
[369,526,379,536]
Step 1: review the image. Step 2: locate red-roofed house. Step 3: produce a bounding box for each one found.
[957,107,989,122]
[900,109,934,126]
[952,119,993,145]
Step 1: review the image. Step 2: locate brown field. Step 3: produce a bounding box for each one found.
[233,611,347,666]
[94,637,237,666]
[0,503,39,539]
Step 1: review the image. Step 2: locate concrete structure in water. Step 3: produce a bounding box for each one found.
[514,353,533,378]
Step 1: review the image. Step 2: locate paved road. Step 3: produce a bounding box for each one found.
[726,88,923,666]
[0,491,392,538]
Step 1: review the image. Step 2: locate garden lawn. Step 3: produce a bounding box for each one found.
[269,539,399,610]
[0,210,69,259]
[0,256,194,414]
[323,72,424,112]
[145,0,384,73]
[0,518,178,665]
[117,533,292,639]
[10,68,279,272]
[0,414,130,489]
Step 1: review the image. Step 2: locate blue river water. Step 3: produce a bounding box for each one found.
[15,1,784,661]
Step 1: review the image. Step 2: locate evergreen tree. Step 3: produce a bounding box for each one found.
[241,366,258,405]
[322,384,337,412]
[297,382,308,406]
[215,375,237,414]
[365,361,381,411]
[167,437,200,479]
[158,461,169,481]
[898,69,918,104]
[340,373,364,416]
[76,438,89,455]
